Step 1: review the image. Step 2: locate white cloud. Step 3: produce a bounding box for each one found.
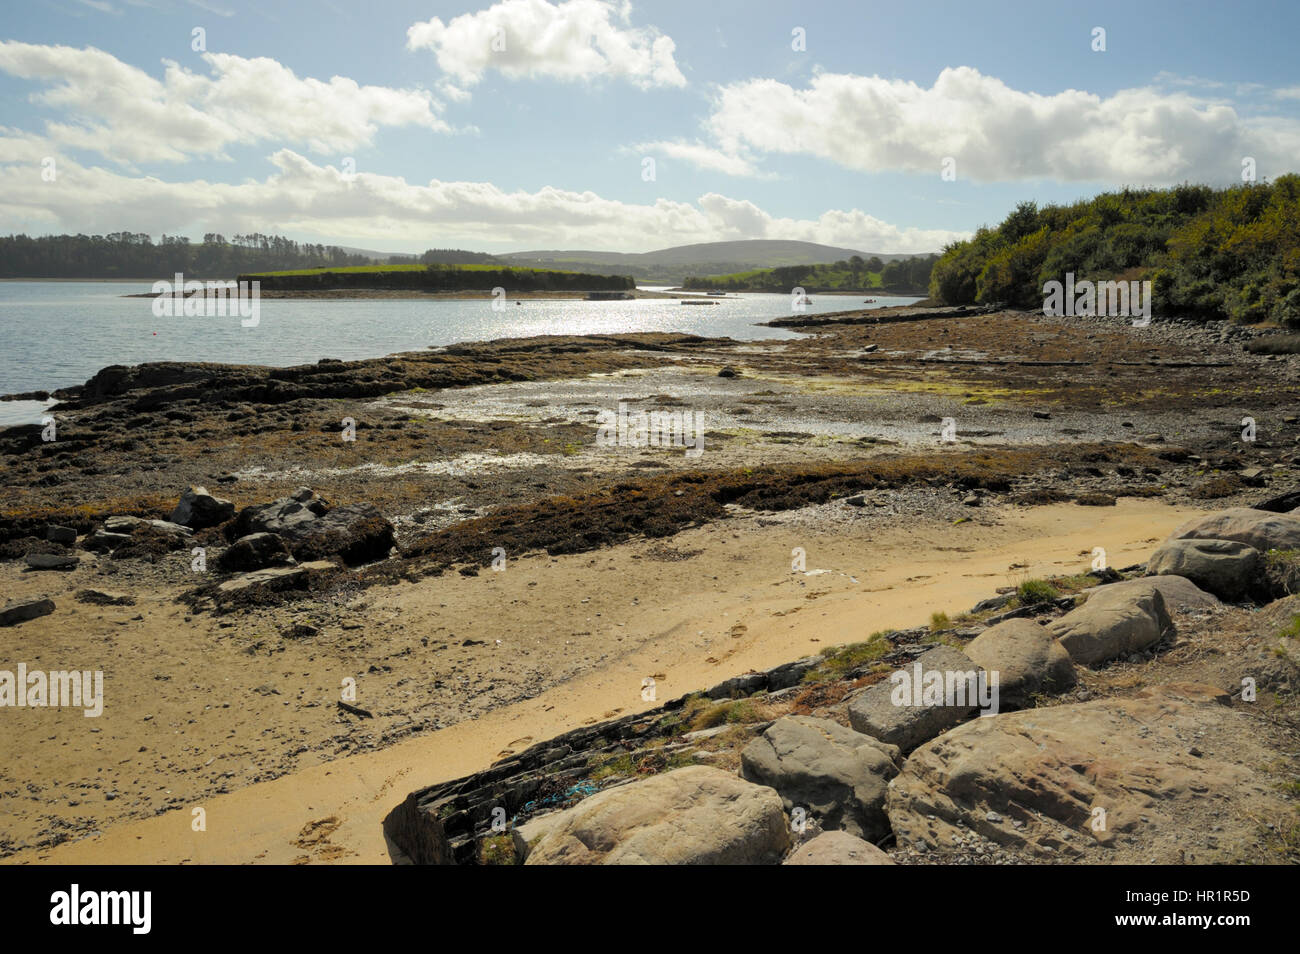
[407,0,685,89]
[0,147,963,253]
[705,66,1300,184]
[0,42,449,163]
[633,140,766,177]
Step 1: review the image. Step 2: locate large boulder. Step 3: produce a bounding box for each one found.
[847,646,986,752]
[963,618,1076,709]
[1167,507,1300,553]
[217,532,295,573]
[886,685,1274,862]
[231,490,392,566]
[782,830,895,866]
[169,486,235,529]
[740,716,900,841]
[523,766,790,865]
[1145,539,1261,602]
[290,503,395,565]
[234,487,329,538]
[1082,575,1221,614]
[1047,585,1175,666]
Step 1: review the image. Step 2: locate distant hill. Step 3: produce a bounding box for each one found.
[499,240,925,283]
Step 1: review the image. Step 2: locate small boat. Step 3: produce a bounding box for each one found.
[863,298,877,304]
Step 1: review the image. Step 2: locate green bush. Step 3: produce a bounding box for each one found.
[929,176,1300,326]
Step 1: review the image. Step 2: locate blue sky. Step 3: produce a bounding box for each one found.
[2,0,1299,253]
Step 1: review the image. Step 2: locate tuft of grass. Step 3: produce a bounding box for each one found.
[479,834,519,865]
[1265,550,1300,596]
[687,698,761,731]
[806,632,892,682]
[1017,578,1060,605]
[929,611,951,631]
[589,752,635,780]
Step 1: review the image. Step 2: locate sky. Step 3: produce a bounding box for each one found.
[1,0,1299,254]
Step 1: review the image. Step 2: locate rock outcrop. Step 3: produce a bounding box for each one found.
[886,685,1271,863]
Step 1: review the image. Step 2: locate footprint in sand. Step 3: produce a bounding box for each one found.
[294,815,342,849]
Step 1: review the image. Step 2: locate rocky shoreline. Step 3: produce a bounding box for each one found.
[3,302,1299,861]
[383,502,1300,865]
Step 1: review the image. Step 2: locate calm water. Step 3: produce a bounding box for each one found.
[0,282,919,425]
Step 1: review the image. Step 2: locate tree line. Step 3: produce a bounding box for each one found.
[0,232,373,279]
[683,254,938,292]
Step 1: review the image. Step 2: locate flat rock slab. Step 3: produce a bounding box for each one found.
[1048,585,1175,666]
[783,830,895,865]
[741,715,900,841]
[523,766,790,865]
[24,553,79,571]
[0,597,55,626]
[216,560,338,595]
[847,645,984,752]
[886,684,1274,862]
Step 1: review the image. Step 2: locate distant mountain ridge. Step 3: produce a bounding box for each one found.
[499,240,921,269]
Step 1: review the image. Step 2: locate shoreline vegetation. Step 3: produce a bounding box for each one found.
[682,255,937,295]
[929,177,1300,326]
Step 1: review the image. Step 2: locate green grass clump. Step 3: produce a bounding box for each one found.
[929,611,951,631]
[1265,550,1300,596]
[1017,579,1060,605]
[805,632,892,682]
[479,834,518,865]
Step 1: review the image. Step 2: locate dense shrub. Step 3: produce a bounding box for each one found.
[929,177,1300,326]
